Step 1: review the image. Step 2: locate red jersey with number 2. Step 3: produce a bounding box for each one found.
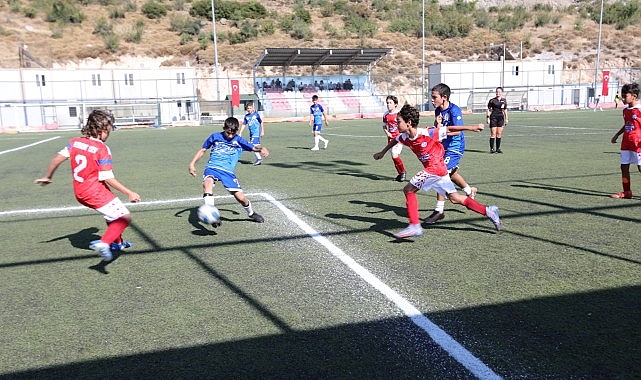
[59,136,116,208]
[621,105,641,152]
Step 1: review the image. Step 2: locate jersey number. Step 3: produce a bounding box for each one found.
[73,154,87,183]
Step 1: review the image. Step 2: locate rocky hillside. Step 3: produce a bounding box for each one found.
[0,0,636,95]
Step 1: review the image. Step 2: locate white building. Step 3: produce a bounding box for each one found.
[0,67,199,131]
[427,59,592,111]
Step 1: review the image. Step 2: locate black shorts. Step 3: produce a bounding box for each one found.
[489,115,505,128]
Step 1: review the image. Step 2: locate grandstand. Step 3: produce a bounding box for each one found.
[260,88,383,118]
[253,48,390,119]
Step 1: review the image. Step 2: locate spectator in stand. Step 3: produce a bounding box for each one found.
[319,80,326,91]
[344,78,353,90]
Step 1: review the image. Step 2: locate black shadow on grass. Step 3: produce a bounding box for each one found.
[4,286,640,379]
[269,160,388,181]
[42,227,101,249]
[511,182,625,198]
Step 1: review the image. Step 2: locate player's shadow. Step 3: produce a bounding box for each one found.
[174,207,219,236]
[42,227,101,249]
[511,183,612,198]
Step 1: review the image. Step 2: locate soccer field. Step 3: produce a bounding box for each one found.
[1,109,640,379]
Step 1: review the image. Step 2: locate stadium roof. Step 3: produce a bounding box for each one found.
[253,48,391,71]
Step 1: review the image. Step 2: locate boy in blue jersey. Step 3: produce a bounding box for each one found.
[309,94,329,150]
[424,83,479,224]
[188,117,270,225]
[240,101,264,165]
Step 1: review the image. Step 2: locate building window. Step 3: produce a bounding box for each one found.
[69,107,77,117]
[125,73,134,85]
[36,74,45,86]
[92,74,101,86]
[512,66,519,76]
[548,65,555,75]
[176,72,185,84]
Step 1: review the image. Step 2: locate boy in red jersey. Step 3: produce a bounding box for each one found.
[610,83,641,199]
[373,104,501,238]
[382,95,406,182]
[35,110,141,263]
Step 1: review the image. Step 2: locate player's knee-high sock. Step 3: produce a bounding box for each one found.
[393,156,405,174]
[203,193,215,206]
[405,192,420,225]
[496,137,502,150]
[314,136,320,147]
[102,217,130,245]
[254,151,262,160]
[489,138,495,151]
[243,201,255,216]
[462,197,487,215]
[319,135,328,143]
[623,176,632,193]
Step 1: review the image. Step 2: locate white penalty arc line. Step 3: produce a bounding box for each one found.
[257,192,501,380]
[3,193,501,378]
[0,136,61,156]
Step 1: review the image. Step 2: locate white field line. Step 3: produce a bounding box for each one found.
[0,136,61,156]
[2,193,501,379]
[261,192,501,380]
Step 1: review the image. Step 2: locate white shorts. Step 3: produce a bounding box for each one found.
[620,150,641,165]
[95,197,130,222]
[390,142,403,156]
[409,169,457,196]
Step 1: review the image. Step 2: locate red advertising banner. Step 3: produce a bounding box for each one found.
[602,71,609,96]
[231,80,240,107]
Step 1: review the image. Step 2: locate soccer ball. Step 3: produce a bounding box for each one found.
[197,204,221,225]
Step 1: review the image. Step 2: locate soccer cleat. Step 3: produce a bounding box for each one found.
[253,159,262,166]
[423,211,445,224]
[323,140,329,149]
[110,241,133,252]
[496,149,503,153]
[311,146,320,151]
[90,240,113,261]
[490,149,496,154]
[395,172,406,182]
[469,186,478,200]
[249,212,265,223]
[211,221,222,228]
[393,224,423,239]
[486,205,502,231]
[611,191,633,199]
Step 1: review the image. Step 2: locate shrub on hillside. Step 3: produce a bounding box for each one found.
[141,1,168,19]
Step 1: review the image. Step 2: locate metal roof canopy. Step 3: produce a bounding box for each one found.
[254,48,391,71]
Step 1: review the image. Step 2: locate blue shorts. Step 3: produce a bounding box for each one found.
[312,123,323,132]
[444,151,463,172]
[203,167,242,192]
[249,135,261,145]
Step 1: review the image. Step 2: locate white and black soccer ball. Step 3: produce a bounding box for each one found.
[197,204,221,225]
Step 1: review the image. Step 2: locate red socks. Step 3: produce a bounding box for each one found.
[101,218,130,244]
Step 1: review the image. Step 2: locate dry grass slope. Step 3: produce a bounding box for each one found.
[0,0,638,80]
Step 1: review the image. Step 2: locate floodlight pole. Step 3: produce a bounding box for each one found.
[593,0,604,98]
[211,0,220,101]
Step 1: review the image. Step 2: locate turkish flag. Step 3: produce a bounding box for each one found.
[231,80,240,107]
[602,71,609,96]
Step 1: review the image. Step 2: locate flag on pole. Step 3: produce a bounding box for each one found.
[231,80,240,107]
[601,71,609,96]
